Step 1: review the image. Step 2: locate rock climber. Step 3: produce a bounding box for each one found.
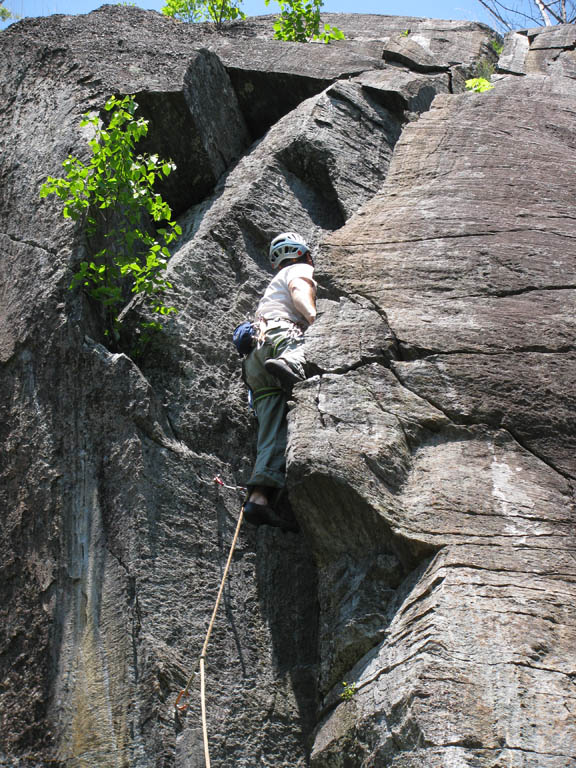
[242,232,317,531]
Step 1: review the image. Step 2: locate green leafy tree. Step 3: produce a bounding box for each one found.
[40,95,181,345]
[162,0,245,28]
[0,0,14,21]
[264,0,344,43]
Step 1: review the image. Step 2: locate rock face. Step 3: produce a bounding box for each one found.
[294,31,576,768]
[1,6,574,768]
[498,23,576,76]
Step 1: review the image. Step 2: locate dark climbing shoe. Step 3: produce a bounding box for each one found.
[243,501,299,533]
[264,358,305,388]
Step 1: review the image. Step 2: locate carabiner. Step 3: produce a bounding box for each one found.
[175,688,190,713]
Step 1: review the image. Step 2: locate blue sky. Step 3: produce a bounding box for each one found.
[1,0,497,31]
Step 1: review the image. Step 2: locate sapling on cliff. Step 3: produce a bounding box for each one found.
[40,94,181,347]
[161,0,245,27]
[465,77,495,92]
[264,0,344,43]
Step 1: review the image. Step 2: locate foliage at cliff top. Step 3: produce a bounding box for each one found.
[0,0,13,20]
[161,0,344,42]
[161,0,244,27]
[264,0,345,43]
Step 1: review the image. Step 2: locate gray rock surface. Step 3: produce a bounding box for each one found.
[137,49,251,214]
[1,7,574,768]
[352,69,451,114]
[315,70,576,479]
[289,26,576,768]
[498,23,576,76]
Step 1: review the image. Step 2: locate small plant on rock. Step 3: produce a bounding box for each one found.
[465,77,495,92]
[491,39,504,55]
[264,0,344,43]
[474,56,497,81]
[340,681,357,701]
[162,0,245,27]
[40,94,181,347]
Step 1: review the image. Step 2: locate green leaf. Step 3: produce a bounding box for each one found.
[39,93,181,345]
[161,0,244,25]
[465,77,494,93]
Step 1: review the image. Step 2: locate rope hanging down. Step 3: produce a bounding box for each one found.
[175,477,247,768]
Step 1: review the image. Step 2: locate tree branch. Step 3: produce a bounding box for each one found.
[477,0,576,29]
[534,0,553,23]
[477,0,542,29]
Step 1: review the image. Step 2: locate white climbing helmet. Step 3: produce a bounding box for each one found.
[269,232,309,269]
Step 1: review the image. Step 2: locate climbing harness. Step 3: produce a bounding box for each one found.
[175,477,247,768]
[252,386,283,404]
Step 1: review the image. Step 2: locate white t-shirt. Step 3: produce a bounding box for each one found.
[256,263,316,325]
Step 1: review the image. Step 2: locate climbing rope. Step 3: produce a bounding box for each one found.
[175,476,247,768]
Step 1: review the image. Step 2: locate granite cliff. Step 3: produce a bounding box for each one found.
[1,7,575,767]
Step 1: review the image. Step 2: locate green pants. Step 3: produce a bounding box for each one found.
[243,322,306,489]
